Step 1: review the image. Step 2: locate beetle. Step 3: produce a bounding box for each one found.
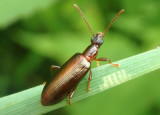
[41,4,124,106]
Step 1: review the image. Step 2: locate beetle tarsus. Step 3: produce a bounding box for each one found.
[96,61,100,67]
[68,98,72,105]
[43,81,47,85]
[111,63,120,67]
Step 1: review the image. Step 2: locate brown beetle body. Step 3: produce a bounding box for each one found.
[41,4,124,106]
[41,53,90,105]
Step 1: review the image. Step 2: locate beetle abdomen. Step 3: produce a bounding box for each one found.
[41,53,90,105]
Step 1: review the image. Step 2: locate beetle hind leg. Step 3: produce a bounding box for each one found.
[68,87,77,105]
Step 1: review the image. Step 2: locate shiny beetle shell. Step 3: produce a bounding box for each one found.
[41,53,90,105]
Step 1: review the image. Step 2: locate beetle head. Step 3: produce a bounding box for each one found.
[91,32,103,46]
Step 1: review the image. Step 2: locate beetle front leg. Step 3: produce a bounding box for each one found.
[94,58,120,67]
[50,65,60,74]
[87,68,92,92]
[68,87,77,105]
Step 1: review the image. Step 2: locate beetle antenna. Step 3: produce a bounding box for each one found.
[103,9,124,37]
[74,4,95,37]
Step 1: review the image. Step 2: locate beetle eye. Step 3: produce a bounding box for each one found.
[91,37,95,42]
[98,39,103,45]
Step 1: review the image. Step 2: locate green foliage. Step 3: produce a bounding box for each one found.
[0,0,160,115]
[0,0,56,28]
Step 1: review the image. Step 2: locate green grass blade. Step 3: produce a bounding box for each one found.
[0,48,160,115]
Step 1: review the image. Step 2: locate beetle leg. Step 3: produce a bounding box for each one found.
[87,68,92,92]
[43,81,47,85]
[96,61,100,67]
[94,58,120,67]
[68,87,76,105]
[50,65,60,74]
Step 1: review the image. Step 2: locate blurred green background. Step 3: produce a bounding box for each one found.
[0,0,160,115]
